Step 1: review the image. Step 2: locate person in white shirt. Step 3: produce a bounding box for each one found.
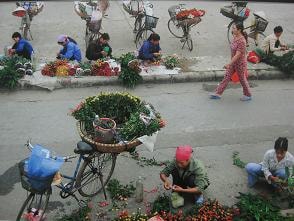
[245,137,294,187]
[261,26,288,55]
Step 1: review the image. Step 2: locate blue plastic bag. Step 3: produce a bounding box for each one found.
[27,144,64,178]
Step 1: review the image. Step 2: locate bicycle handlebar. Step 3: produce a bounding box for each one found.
[25,140,78,162]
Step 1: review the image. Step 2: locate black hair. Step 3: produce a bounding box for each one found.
[274,26,283,33]
[148,33,160,41]
[101,33,110,40]
[12,32,21,39]
[234,22,248,43]
[274,137,288,151]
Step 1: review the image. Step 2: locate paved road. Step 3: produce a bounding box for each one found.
[0,1,293,61]
[0,80,294,219]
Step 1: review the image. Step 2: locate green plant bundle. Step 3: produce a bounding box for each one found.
[232,151,247,169]
[235,193,286,221]
[72,92,162,142]
[164,56,180,70]
[151,193,171,214]
[119,52,136,68]
[255,49,294,76]
[0,56,30,89]
[118,66,143,88]
[118,52,142,88]
[78,61,92,70]
[106,179,136,200]
[56,204,91,221]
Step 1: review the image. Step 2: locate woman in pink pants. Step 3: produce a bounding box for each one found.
[210,22,252,101]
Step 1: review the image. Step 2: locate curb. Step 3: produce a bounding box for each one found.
[19,68,287,90]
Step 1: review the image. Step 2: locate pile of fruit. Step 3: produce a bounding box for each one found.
[176,9,205,20]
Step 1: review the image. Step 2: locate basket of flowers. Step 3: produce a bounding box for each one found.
[72,92,166,153]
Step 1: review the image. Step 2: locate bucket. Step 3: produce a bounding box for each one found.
[93,118,116,143]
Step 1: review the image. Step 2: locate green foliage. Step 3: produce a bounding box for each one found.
[255,49,294,76]
[72,92,162,142]
[118,66,143,88]
[118,52,142,88]
[118,52,136,68]
[83,92,141,124]
[0,56,30,89]
[106,179,136,200]
[151,193,171,214]
[120,111,160,141]
[164,56,180,70]
[232,151,247,169]
[56,204,91,221]
[235,193,286,221]
[128,151,170,167]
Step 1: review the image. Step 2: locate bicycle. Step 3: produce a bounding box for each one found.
[220,1,268,47]
[167,4,203,51]
[135,13,159,49]
[74,0,109,48]
[13,1,44,40]
[16,140,116,221]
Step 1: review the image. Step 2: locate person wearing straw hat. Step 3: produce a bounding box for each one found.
[160,145,209,206]
[56,34,81,62]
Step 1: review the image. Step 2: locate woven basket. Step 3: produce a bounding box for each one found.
[77,121,142,153]
[178,17,201,27]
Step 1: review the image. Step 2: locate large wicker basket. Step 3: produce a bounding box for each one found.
[77,121,142,153]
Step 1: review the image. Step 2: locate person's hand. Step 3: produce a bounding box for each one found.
[270,176,279,183]
[163,180,171,190]
[172,185,183,192]
[101,51,107,57]
[153,52,160,57]
[224,64,231,69]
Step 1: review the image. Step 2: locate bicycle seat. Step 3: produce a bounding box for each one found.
[74,141,94,154]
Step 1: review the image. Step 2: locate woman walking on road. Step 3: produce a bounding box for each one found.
[210,22,252,101]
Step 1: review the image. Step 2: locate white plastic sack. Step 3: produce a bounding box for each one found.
[91,10,102,21]
[138,131,158,152]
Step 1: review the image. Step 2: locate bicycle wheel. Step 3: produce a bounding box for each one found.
[135,28,154,49]
[227,21,235,45]
[16,191,51,221]
[76,153,116,197]
[134,15,143,33]
[168,18,185,38]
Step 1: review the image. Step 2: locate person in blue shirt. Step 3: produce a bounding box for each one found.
[56,35,82,62]
[10,32,34,60]
[138,33,161,63]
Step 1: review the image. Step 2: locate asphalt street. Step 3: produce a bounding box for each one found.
[0,80,294,219]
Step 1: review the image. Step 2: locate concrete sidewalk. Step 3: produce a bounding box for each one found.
[19,55,285,91]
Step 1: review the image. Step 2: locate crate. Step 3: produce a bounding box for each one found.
[255,17,268,32]
[145,15,159,29]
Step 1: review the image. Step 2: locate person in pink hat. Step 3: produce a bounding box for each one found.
[160,145,209,205]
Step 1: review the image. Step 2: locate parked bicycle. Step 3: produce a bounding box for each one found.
[16,140,116,221]
[167,4,204,51]
[123,0,158,49]
[74,0,109,48]
[220,1,268,46]
[12,1,44,40]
